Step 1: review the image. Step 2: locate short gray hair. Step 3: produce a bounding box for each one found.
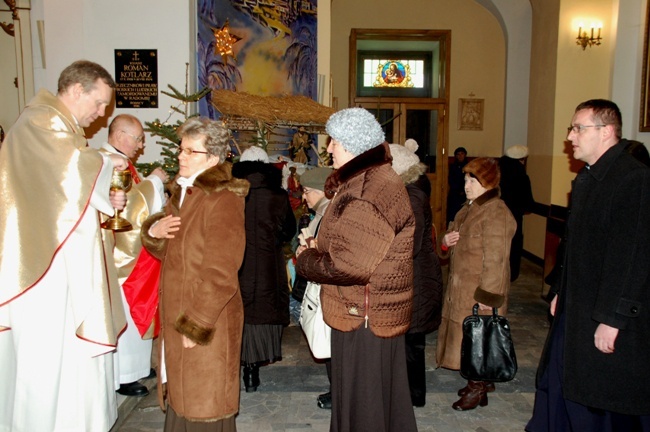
[177,117,230,163]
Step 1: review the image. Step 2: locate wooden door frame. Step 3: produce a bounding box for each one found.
[349,29,451,233]
[0,0,34,132]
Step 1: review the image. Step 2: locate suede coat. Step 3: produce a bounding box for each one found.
[539,141,650,415]
[142,163,249,422]
[296,143,415,338]
[436,188,516,370]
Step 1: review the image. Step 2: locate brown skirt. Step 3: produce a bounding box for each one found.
[164,405,237,432]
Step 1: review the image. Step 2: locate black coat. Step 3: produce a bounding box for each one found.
[406,174,443,334]
[539,140,650,415]
[499,156,534,281]
[498,156,534,220]
[447,160,467,223]
[232,161,296,326]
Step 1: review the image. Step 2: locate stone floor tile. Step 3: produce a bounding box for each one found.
[113,258,547,432]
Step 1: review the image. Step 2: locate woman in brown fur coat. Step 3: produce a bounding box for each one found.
[142,117,249,432]
[436,157,516,412]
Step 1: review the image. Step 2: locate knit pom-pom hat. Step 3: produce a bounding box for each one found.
[463,157,500,190]
[389,139,420,175]
[325,108,385,156]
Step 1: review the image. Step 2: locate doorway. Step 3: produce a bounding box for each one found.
[350,29,450,232]
[359,102,446,229]
[0,1,34,136]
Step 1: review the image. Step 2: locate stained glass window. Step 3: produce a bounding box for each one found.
[362,59,424,88]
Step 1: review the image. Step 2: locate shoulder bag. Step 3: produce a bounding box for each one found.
[299,281,331,359]
[460,303,517,382]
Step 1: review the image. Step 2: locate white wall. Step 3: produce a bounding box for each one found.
[477,0,533,152]
[612,0,650,142]
[31,0,191,162]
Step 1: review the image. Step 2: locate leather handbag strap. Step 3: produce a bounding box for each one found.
[472,303,499,317]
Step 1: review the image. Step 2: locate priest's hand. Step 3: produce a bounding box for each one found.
[150,167,169,183]
[109,154,128,171]
[109,190,127,210]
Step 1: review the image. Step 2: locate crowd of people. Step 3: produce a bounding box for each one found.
[1,59,649,432]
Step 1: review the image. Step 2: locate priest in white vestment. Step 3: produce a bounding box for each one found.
[0,60,128,432]
[101,114,167,397]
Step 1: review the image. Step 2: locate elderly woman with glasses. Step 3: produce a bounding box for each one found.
[142,117,249,432]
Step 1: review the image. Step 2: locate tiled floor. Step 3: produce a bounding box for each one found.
[113,258,549,432]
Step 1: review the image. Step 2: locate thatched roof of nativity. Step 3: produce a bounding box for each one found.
[210,89,336,133]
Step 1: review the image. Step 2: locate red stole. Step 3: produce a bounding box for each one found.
[121,162,161,338]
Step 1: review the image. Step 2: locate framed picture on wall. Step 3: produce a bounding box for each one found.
[458,98,484,131]
[641,2,650,131]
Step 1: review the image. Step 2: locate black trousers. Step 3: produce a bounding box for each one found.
[405,332,426,405]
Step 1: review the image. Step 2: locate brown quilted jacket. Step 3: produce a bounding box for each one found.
[296,143,415,337]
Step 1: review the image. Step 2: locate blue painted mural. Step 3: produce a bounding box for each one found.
[196,0,318,119]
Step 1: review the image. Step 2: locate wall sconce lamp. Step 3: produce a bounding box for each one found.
[576,23,602,50]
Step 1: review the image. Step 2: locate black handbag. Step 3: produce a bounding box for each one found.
[460,303,517,382]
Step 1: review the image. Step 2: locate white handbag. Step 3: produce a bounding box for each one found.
[299,281,331,359]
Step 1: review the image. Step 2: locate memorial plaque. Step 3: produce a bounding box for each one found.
[115,49,158,109]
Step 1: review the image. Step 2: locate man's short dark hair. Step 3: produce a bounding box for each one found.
[575,99,622,140]
[57,60,116,94]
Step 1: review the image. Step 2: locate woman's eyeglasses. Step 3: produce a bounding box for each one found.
[176,147,209,156]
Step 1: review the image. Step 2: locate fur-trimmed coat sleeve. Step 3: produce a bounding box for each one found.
[141,211,169,261]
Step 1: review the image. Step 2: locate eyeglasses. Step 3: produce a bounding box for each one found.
[176,147,209,156]
[121,130,144,143]
[567,124,607,134]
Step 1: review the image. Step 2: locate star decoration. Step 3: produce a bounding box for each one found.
[211,20,242,65]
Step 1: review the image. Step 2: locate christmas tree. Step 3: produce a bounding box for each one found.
[135,63,210,177]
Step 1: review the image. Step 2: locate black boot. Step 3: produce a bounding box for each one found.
[243,364,260,392]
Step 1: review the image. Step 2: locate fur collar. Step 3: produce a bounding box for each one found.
[324,142,392,198]
[473,187,500,206]
[171,163,250,207]
[400,162,427,186]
